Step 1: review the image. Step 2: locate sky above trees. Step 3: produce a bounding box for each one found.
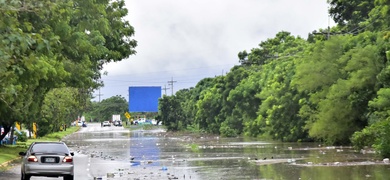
[95,0,335,101]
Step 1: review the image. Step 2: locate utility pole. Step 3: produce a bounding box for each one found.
[162,85,170,96]
[327,10,331,40]
[167,77,177,96]
[96,88,103,102]
[327,28,330,39]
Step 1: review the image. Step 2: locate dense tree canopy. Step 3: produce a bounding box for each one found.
[88,95,128,122]
[158,1,390,157]
[0,0,136,142]
[328,0,375,31]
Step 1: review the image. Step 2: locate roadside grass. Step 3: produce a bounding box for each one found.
[27,126,80,142]
[0,145,26,170]
[141,124,161,130]
[126,124,165,131]
[0,126,80,170]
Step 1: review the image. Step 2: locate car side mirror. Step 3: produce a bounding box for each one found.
[70,152,74,156]
[19,152,26,156]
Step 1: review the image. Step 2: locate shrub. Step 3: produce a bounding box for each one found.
[351,126,378,149]
[16,131,28,142]
[352,119,390,158]
[374,120,390,158]
[220,122,238,137]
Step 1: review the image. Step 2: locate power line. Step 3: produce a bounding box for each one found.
[102,63,237,77]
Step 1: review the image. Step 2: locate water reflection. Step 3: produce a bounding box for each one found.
[152,135,390,180]
[65,125,390,180]
[64,127,131,162]
[130,130,161,167]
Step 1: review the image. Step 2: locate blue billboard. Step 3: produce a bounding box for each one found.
[128,86,161,112]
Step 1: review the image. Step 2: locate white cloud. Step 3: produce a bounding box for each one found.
[95,0,334,101]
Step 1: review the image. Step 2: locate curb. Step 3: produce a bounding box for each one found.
[0,157,19,167]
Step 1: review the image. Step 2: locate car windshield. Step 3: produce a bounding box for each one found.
[31,143,69,154]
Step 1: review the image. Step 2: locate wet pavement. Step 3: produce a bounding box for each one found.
[1,123,390,180]
[0,123,200,180]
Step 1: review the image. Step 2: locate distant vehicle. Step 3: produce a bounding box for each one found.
[19,142,74,180]
[77,121,83,126]
[112,114,121,122]
[113,120,122,127]
[102,121,111,127]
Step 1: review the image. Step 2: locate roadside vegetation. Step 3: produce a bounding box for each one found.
[2,0,390,168]
[126,124,164,131]
[0,0,136,147]
[0,146,26,171]
[157,1,390,158]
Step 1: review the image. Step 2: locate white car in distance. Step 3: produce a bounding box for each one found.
[102,121,111,127]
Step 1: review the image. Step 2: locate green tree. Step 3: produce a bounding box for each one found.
[327,0,390,34]
[39,88,80,136]
[0,1,63,141]
[0,0,136,143]
[256,58,307,141]
[234,31,309,140]
[218,66,250,137]
[92,95,128,122]
[195,77,224,134]
[294,32,383,144]
[158,95,186,131]
[352,32,390,157]
[328,0,375,32]
[239,31,305,66]
[229,69,263,137]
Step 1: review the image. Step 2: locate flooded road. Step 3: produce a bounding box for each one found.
[2,123,390,179]
[150,132,390,180]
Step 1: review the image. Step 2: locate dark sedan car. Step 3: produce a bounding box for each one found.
[19,142,74,180]
[113,120,122,127]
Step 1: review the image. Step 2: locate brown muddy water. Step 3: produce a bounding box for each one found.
[62,124,389,180]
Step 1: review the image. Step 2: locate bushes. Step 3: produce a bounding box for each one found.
[16,131,28,142]
[220,122,238,137]
[352,119,390,158]
[374,121,390,158]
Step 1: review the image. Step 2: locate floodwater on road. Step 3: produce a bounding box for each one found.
[2,123,389,180]
[137,132,390,180]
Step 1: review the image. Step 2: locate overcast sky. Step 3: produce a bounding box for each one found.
[93,0,334,101]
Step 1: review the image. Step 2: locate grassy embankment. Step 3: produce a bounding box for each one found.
[125,123,165,131]
[0,126,80,170]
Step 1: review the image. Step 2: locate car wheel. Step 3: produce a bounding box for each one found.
[63,175,74,180]
[21,173,31,180]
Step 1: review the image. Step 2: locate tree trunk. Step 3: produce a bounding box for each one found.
[9,125,15,145]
